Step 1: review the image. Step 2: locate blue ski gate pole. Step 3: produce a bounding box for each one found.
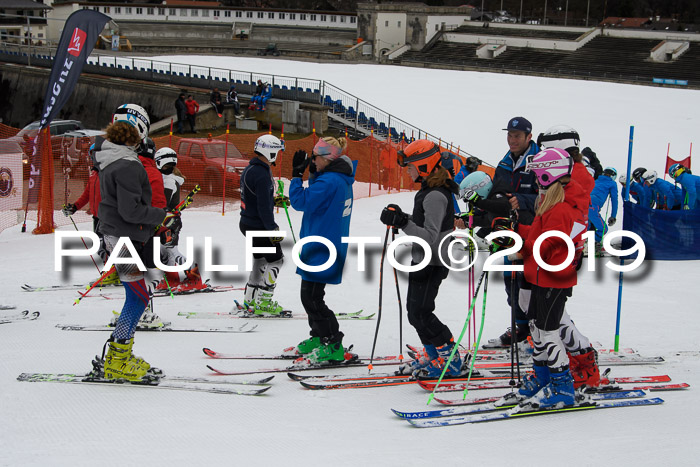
[615,125,634,352]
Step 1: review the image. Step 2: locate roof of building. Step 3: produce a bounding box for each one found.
[1,0,52,10]
[600,17,653,28]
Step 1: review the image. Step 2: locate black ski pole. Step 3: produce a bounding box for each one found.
[391,227,404,364]
[509,209,521,387]
[369,226,391,373]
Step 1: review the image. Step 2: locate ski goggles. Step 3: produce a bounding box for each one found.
[312,139,343,160]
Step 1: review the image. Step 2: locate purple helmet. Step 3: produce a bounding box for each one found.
[526,148,573,187]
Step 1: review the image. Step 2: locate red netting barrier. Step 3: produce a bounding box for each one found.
[0,123,492,234]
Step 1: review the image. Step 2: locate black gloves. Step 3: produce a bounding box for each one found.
[292,150,309,179]
[380,204,409,229]
[490,216,515,250]
[62,203,77,217]
[607,217,616,226]
[465,156,481,173]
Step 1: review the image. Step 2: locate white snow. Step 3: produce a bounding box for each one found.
[2,58,700,465]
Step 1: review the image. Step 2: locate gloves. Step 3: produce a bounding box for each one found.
[461,189,480,204]
[465,156,482,173]
[683,205,690,210]
[62,203,77,217]
[274,194,290,208]
[490,216,515,250]
[156,211,182,235]
[380,204,409,229]
[607,217,616,226]
[292,150,309,178]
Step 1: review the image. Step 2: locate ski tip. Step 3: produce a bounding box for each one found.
[206,364,223,374]
[258,375,275,384]
[202,348,217,357]
[256,385,272,395]
[299,380,322,390]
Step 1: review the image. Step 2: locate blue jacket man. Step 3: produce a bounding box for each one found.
[675,171,700,209]
[648,177,683,210]
[589,172,618,243]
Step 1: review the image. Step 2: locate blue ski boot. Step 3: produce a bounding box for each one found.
[520,368,575,411]
[416,341,464,379]
[518,363,550,399]
[396,344,437,375]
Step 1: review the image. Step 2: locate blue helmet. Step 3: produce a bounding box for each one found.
[669,163,686,179]
[603,166,617,180]
[459,171,493,199]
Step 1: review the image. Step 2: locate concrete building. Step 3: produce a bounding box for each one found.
[0,0,51,45]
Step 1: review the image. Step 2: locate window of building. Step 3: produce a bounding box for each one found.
[246,12,252,18]
[385,20,389,27]
[257,12,263,19]
[330,15,336,22]
[300,13,307,20]
[320,15,327,21]
[398,21,401,27]
[147,8,154,15]
[191,9,198,17]
[268,12,274,19]
[279,13,285,19]
[225,11,232,17]
[435,24,439,31]
[350,17,356,24]
[92,6,98,11]
[202,9,209,17]
[115,7,121,14]
[340,16,345,22]
[38,33,44,38]
[235,11,241,18]
[213,10,219,17]
[169,8,176,15]
[310,14,316,21]
[125,7,132,14]
[158,8,165,15]
[136,7,142,14]
[180,9,187,16]
[290,13,295,20]
[104,7,110,13]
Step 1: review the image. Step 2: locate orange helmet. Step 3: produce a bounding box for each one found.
[397,139,442,180]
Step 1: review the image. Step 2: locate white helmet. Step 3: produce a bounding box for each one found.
[619,174,627,185]
[537,125,580,152]
[113,103,150,142]
[254,134,284,164]
[155,147,177,171]
[642,170,657,185]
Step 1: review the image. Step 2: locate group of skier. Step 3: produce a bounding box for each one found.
[71,102,662,411]
[620,164,700,211]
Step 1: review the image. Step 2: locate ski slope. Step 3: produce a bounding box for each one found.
[2,57,700,465]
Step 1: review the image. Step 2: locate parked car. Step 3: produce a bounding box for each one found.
[175,138,250,195]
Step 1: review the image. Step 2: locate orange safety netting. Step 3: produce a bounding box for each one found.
[0,123,493,234]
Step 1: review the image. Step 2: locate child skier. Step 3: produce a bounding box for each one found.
[92,103,178,381]
[382,139,464,378]
[505,148,600,409]
[588,167,619,255]
[239,134,287,316]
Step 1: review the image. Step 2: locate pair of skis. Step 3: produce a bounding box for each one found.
[180,307,375,321]
[17,372,273,396]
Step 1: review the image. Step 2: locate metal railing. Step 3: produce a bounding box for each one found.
[0,42,479,159]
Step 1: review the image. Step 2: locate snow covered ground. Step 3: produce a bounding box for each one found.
[2,58,700,465]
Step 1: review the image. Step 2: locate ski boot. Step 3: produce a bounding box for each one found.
[155,271,181,292]
[569,347,601,389]
[415,341,464,379]
[306,337,347,364]
[396,344,437,375]
[282,336,322,357]
[102,338,154,382]
[95,270,121,287]
[250,288,289,317]
[173,264,208,293]
[136,308,167,329]
[484,323,530,348]
[518,368,575,411]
